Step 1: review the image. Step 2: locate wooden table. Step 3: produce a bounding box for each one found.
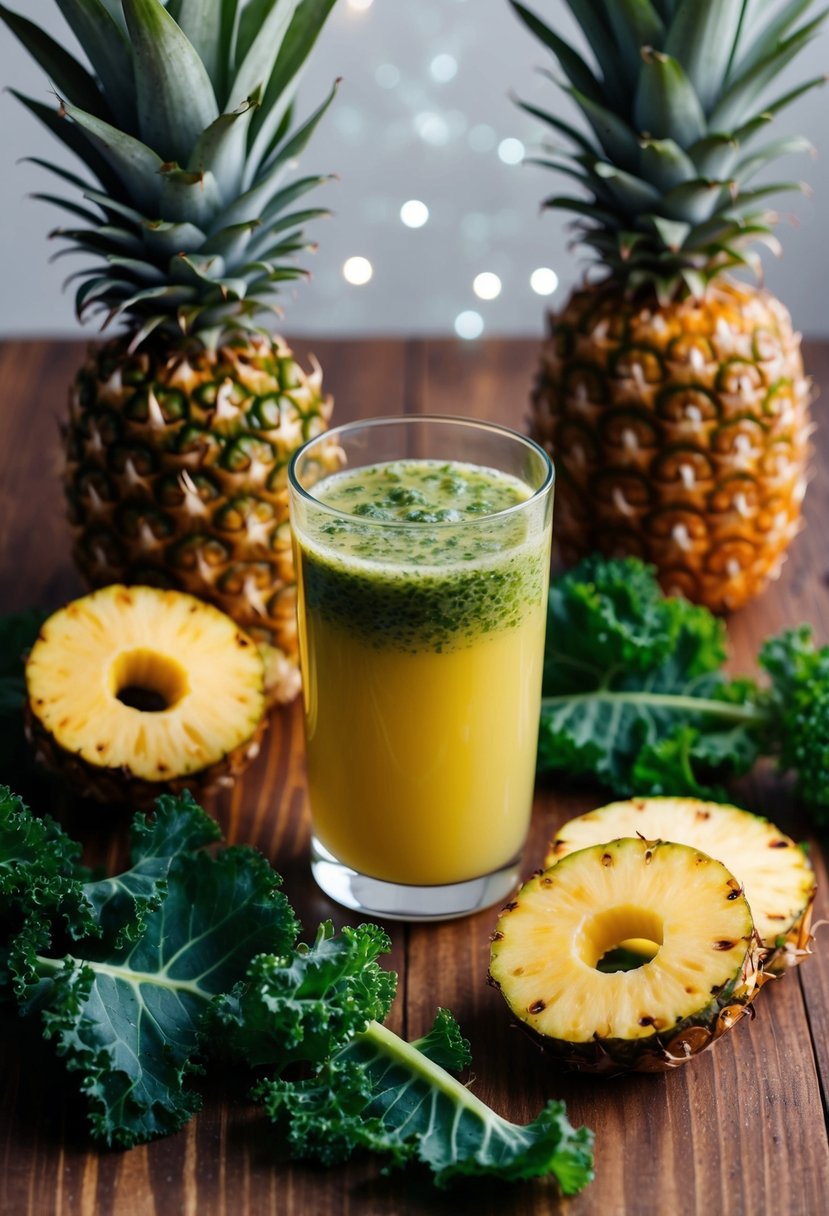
[2,336,828,1216]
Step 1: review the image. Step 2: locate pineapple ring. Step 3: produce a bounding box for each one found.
[546,797,815,970]
[25,585,267,803]
[489,837,761,1074]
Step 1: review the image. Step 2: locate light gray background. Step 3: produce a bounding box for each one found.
[0,0,826,338]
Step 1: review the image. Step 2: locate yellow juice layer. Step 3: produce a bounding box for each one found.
[303,602,546,886]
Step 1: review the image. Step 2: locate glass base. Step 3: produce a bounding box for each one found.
[310,835,521,922]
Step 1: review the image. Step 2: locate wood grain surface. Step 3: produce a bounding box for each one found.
[1,336,828,1216]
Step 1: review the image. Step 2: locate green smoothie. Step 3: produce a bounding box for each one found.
[292,455,552,887]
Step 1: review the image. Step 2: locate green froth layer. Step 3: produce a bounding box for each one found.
[296,460,549,652]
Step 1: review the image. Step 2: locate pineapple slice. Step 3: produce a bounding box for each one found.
[546,798,815,972]
[25,585,266,804]
[489,838,761,1074]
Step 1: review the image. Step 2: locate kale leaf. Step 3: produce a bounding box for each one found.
[213,922,594,1191]
[80,790,221,948]
[5,792,299,1147]
[539,557,829,821]
[0,793,594,1191]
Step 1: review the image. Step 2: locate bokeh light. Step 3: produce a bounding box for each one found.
[430,54,458,83]
[497,137,525,165]
[400,200,430,228]
[347,0,374,12]
[414,111,452,146]
[530,267,560,296]
[454,310,485,339]
[473,272,502,300]
[343,257,374,286]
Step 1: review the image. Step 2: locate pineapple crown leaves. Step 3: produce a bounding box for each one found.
[510,0,828,301]
[1,0,340,347]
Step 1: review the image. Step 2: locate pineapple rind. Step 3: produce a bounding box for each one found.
[65,334,339,702]
[511,1,823,610]
[489,838,761,1074]
[532,281,811,611]
[25,584,268,805]
[24,705,267,811]
[546,797,816,972]
[2,2,342,686]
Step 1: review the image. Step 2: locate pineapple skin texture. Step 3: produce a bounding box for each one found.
[64,333,338,703]
[531,280,811,612]
[25,706,267,810]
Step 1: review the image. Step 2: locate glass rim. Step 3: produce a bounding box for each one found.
[288,414,554,530]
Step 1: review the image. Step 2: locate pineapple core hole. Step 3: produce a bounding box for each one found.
[580,905,663,974]
[111,649,189,713]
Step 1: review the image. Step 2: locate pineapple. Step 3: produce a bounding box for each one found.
[25,584,267,804]
[545,797,816,972]
[1,0,342,700]
[510,0,825,611]
[489,837,762,1074]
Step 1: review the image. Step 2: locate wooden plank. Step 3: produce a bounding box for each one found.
[0,339,87,611]
[407,336,539,426]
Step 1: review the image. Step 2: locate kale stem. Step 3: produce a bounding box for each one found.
[34,953,210,998]
[359,1020,499,1121]
[540,690,771,724]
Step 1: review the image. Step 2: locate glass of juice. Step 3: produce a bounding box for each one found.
[289,416,554,920]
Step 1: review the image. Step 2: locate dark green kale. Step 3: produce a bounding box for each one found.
[0,791,594,1192]
[212,922,594,1191]
[538,556,829,822]
[3,790,298,1147]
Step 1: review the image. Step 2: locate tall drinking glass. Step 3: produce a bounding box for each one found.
[289,416,554,920]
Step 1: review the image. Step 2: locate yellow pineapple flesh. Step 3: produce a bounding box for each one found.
[65,335,340,703]
[545,797,815,971]
[532,281,811,612]
[25,585,267,804]
[489,837,761,1074]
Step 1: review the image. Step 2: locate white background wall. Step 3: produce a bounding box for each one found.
[1,0,827,339]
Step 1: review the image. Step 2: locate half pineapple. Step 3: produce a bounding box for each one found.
[546,797,816,971]
[510,0,825,611]
[25,585,266,805]
[489,837,761,1074]
[2,0,342,701]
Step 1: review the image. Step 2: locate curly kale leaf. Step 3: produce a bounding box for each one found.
[7,794,299,1148]
[254,1008,594,1191]
[538,558,772,798]
[543,554,726,695]
[80,791,221,948]
[214,928,593,1192]
[211,920,397,1067]
[760,627,829,824]
[539,558,829,822]
[0,786,92,944]
[2,795,593,1189]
